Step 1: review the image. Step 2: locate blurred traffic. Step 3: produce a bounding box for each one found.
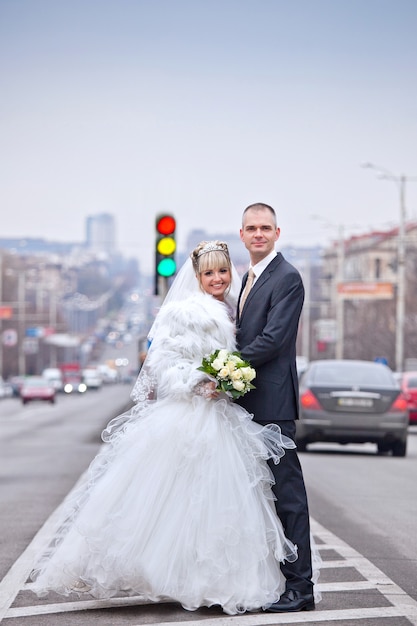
[0,283,155,407]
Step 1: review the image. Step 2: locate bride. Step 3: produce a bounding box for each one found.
[30,240,301,616]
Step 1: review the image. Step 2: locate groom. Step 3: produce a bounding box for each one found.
[236,202,315,613]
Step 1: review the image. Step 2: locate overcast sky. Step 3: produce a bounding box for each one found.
[1,0,417,272]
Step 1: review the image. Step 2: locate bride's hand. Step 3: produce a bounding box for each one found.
[194,380,219,399]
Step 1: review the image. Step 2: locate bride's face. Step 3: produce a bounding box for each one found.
[199,266,231,300]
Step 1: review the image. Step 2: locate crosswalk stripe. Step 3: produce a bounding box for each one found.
[5,605,417,624]
[2,515,417,624]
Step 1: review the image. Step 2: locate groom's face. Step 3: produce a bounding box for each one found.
[240,208,280,263]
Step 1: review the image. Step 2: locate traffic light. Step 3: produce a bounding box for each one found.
[155,214,176,295]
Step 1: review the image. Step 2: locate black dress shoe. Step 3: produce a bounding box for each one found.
[265,589,315,613]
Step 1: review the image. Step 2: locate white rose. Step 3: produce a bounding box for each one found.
[225,361,236,375]
[211,358,223,371]
[230,369,243,381]
[232,380,245,392]
[240,366,256,382]
[217,349,229,363]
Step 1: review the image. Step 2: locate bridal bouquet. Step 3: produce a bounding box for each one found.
[197,349,256,399]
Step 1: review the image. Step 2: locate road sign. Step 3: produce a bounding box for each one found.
[2,329,17,347]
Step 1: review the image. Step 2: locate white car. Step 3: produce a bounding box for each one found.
[41,368,64,392]
[82,368,103,390]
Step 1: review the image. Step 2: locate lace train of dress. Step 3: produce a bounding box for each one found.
[31,394,299,615]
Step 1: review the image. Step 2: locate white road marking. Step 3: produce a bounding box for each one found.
[1,512,417,624]
[4,604,417,624]
[0,500,68,621]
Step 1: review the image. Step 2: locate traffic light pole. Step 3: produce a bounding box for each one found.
[156,275,169,301]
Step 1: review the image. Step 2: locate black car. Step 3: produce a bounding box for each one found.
[296,359,409,456]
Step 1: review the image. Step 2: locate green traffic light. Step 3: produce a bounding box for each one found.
[157,258,176,277]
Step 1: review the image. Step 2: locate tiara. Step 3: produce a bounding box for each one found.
[197,242,227,257]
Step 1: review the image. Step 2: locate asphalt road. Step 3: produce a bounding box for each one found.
[1,387,417,625]
[300,433,417,602]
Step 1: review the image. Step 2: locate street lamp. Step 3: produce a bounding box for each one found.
[335,224,345,360]
[362,163,417,372]
[18,270,26,376]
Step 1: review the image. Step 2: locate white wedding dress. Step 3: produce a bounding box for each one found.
[31,292,299,615]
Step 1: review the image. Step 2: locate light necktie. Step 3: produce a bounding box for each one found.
[239,268,255,315]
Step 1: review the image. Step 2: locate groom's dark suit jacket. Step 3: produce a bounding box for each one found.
[236,252,304,424]
[236,252,314,595]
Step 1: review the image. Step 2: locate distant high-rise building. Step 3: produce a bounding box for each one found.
[86,213,116,255]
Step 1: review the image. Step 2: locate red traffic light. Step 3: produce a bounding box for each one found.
[156,215,176,236]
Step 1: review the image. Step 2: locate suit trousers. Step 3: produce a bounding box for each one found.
[266,420,313,595]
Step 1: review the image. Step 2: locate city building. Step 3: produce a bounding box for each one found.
[318,222,417,369]
[86,213,116,256]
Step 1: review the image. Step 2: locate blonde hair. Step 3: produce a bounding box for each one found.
[190,241,232,292]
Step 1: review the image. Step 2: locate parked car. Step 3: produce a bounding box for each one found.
[20,376,56,405]
[397,371,417,425]
[296,359,409,456]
